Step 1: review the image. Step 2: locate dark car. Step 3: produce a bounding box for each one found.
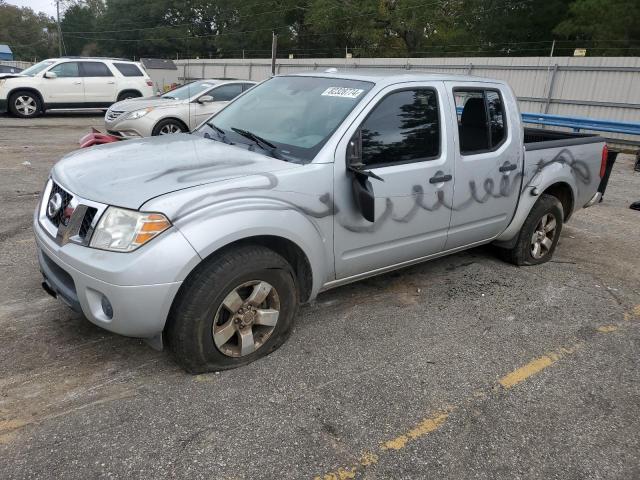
[0,64,23,75]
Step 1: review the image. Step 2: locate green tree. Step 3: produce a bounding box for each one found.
[0,1,58,60]
[554,0,640,55]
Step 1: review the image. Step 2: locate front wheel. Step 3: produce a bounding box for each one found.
[152,118,187,136]
[9,91,42,118]
[500,194,563,266]
[166,245,299,373]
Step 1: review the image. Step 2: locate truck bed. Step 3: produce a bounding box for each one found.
[524,127,604,151]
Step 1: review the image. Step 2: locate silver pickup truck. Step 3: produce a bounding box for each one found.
[34,71,606,372]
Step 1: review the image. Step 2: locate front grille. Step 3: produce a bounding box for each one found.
[106,109,125,122]
[79,207,97,239]
[45,181,99,244]
[47,182,73,228]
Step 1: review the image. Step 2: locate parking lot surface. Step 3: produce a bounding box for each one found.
[1,113,639,479]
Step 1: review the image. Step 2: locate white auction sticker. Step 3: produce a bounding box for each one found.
[321,87,364,98]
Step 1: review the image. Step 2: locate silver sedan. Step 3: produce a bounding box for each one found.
[104,79,256,137]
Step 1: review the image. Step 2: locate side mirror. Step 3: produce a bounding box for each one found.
[347,129,378,223]
[346,129,362,166]
[44,71,57,79]
[198,95,214,104]
[351,175,376,223]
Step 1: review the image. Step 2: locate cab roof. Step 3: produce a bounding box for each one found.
[288,69,504,86]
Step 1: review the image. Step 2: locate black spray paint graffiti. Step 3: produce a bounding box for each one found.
[167,148,592,233]
[341,148,591,233]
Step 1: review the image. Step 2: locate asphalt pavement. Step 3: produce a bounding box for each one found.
[0,113,638,479]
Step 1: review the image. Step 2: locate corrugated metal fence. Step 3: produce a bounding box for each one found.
[176,56,640,147]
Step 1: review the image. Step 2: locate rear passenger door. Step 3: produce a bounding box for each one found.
[80,61,117,104]
[444,83,522,250]
[333,84,455,279]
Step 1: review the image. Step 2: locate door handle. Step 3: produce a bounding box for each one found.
[107,81,115,84]
[499,163,518,172]
[429,174,452,184]
[73,81,82,85]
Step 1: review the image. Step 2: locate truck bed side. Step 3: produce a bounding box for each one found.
[495,128,605,244]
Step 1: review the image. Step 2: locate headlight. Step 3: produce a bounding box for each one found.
[128,107,154,119]
[89,207,171,252]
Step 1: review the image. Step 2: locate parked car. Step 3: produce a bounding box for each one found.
[0,64,23,77]
[0,57,154,118]
[104,79,255,137]
[34,71,607,372]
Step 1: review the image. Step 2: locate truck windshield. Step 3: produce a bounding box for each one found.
[20,60,55,77]
[199,76,374,163]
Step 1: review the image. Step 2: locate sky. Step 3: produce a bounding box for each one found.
[6,0,59,17]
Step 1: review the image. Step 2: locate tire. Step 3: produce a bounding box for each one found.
[8,91,42,118]
[166,245,299,373]
[152,118,188,136]
[501,194,563,266]
[116,91,141,102]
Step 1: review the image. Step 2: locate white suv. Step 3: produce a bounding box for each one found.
[0,57,155,118]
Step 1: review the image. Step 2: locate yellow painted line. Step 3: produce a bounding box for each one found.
[498,355,555,389]
[381,409,452,451]
[596,325,618,333]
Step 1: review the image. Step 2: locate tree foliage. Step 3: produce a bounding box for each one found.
[0,0,58,60]
[2,0,639,60]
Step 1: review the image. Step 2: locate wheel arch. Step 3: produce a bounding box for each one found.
[194,235,314,304]
[7,87,44,109]
[116,89,143,101]
[541,181,575,221]
[152,116,189,135]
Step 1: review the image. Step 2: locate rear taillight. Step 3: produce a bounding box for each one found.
[146,80,153,86]
[600,144,609,178]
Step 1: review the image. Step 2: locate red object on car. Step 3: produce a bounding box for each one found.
[79,128,123,148]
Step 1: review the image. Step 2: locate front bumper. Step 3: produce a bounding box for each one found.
[34,211,201,338]
[105,116,154,138]
[0,98,7,114]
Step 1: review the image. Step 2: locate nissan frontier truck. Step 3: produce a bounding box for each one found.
[34,71,607,372]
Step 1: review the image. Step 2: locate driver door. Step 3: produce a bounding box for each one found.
[333,83,455,279]
[41,62,84,104]
[191,83,243,128]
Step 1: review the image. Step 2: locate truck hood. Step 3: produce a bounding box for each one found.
[52,133,300,209]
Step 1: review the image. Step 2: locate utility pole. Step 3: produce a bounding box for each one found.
[56,0,63,56]
[271,32,278,76]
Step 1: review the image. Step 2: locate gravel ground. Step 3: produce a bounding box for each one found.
[0,113,639,480]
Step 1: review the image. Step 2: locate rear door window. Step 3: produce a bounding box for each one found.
[80,62,113,77]
[210,84,243,101]
[454,88,507,154]
[49,62,80,77]
[113,63,144,77]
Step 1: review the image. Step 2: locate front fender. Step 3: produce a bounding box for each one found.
[172,198,333,300]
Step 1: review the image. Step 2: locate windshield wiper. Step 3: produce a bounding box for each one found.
[206,122,234,144]
[231,127,283,159]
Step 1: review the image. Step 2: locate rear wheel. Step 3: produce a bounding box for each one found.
[152,118,188,136]
[9,91,42,118]
[166,245,299,373]
[500,194,563,266]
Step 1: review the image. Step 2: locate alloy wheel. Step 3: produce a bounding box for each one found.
[158,123,182,135]
[213,280,280,357]
[530,213,557,259]
[15,95,37,116]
